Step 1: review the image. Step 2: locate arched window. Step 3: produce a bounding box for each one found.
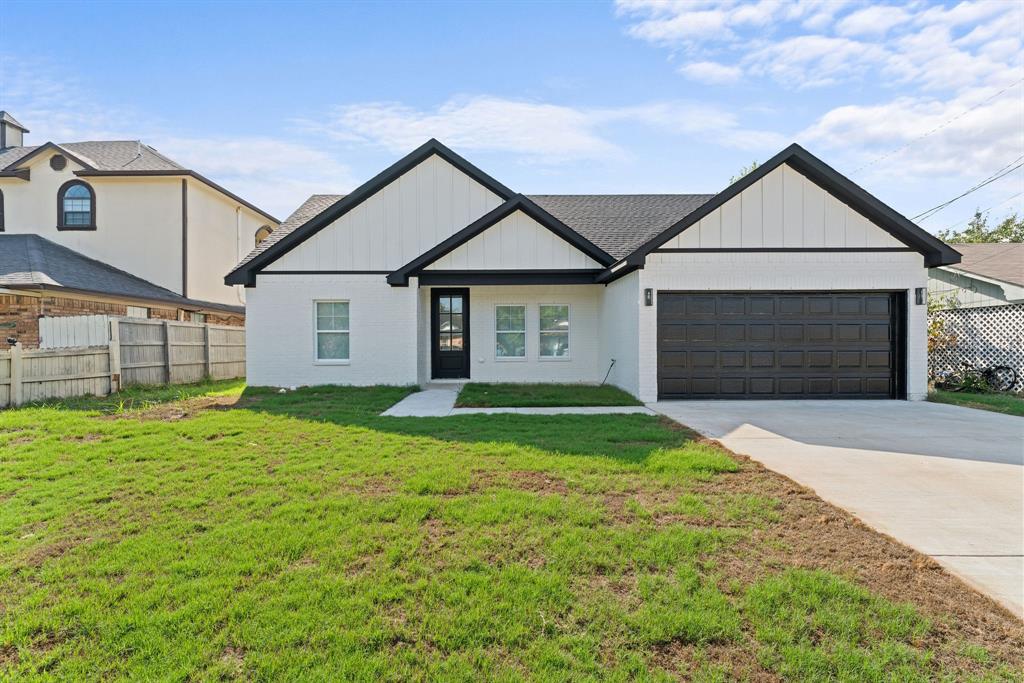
[0,188,4,231]
[57,180,95,230]
[255,224,273,245]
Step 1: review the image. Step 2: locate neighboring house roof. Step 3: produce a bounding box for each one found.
[0,141,279,223]
[944,243,1024,287]
[0,234,244,314]
[226,139,962,287]
[0,140,183,172]
[0,111,28,132]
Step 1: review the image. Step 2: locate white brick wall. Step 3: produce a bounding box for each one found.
[637,251,929,402]
[418,285,604,384]
[598,271,641,396]
[245,273,418,387]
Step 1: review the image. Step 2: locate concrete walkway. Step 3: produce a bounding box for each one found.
[381,386,655,417]
[650,399,1024,618]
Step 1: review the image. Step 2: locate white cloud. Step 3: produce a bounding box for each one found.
[615,0,1023,187]
[745,35,887,88]
[678,60,743,84]
[800,82,1024,179]
[301,95,785,164]
[0,56,354,218]
[836,5,912,37]
[152,137,355,219]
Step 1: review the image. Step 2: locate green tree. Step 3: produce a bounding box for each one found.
[729,161,759,184]
[937,210,1024,243]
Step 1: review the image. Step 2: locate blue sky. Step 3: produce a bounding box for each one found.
[1,0,1021,234]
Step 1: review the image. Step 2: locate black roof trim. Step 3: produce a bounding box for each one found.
[418,269,603,286]
[386,194,614,286]
[0,169,29,180]
[622,143,961,268]
[225,139,517,286]
[2,142,96,172]
[75,169,279,224]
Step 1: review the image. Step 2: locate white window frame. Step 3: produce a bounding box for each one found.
[494,303,526,361]
[126,305,149,319]
[538,303,570,361]
[313,300,350,365]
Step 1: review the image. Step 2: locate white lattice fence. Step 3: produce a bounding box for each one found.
[929,303,1024,393]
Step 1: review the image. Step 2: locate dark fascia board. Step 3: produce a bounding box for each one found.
[225,139,517,286]
[2,141,96,172]
[0,169,29,180]
[75,169,279,224]
[620,143,962,269]
[386,195,614,286]
[2,282,244,315]
[417,269,603,286]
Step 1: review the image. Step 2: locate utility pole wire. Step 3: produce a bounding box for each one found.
[852,78,1024,174]
[940,191,1023,232]
[913,158,1024,222]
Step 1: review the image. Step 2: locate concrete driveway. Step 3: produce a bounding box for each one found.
[650,400,1024,618]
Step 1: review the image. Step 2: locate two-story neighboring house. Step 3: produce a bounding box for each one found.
[0,112,279,346]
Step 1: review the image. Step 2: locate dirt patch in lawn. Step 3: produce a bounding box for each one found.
[693,454,1024,671]
[472,469,570,495]
[101,395,245,422]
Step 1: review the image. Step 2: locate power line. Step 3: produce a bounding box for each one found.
[852,78,1024,174]
[940,191,1024,232]
[912,157,1024,221]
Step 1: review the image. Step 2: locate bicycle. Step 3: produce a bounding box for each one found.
[933,360,1019,393]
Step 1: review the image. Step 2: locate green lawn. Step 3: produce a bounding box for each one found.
[1,382,1020,680]
[929,390,1024,417]
[456,382,643,408]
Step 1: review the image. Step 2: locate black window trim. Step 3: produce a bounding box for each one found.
[56,179,97,231]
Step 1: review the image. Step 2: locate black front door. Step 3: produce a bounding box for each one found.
[431,288,470,379]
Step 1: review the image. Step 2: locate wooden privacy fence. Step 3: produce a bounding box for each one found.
[1,318,245,408]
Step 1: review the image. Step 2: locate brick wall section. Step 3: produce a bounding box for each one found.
[1,293,243,348]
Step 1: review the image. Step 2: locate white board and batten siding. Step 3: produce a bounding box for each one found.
[663,165,906,250]
[270,154,505,272]
[425,210,602,271]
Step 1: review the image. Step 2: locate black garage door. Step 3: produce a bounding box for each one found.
[657,292,905,400]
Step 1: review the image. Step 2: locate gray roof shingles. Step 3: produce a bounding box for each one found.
[232,192,714,272]
[0,140,184,172]
[947,243,1024,287]
[0,234,243,313]
[234,194,345,270]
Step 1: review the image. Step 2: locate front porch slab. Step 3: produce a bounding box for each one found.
[381,386,654,417]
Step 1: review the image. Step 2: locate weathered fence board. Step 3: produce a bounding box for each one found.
[1,317,246,408]
[39,315,110,348]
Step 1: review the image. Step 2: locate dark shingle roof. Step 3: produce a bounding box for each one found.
[235,194,345,270]
[528,194,715,259]
[947,243,1024,287]
[234,192,712,269]
[0,234,243,313]
[0,141,184,172]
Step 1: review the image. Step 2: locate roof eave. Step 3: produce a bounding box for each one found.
[621,143,962,268]
[385,194,615,287]
[226,138,518,286]
[75,169,279,224]
[2,142,97,172]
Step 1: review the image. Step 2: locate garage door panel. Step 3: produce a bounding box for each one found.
[657,292,899,399]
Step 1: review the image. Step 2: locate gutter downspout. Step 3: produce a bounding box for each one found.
[235,207,245,304]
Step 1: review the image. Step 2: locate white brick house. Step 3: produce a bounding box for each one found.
[227,140,960,401]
